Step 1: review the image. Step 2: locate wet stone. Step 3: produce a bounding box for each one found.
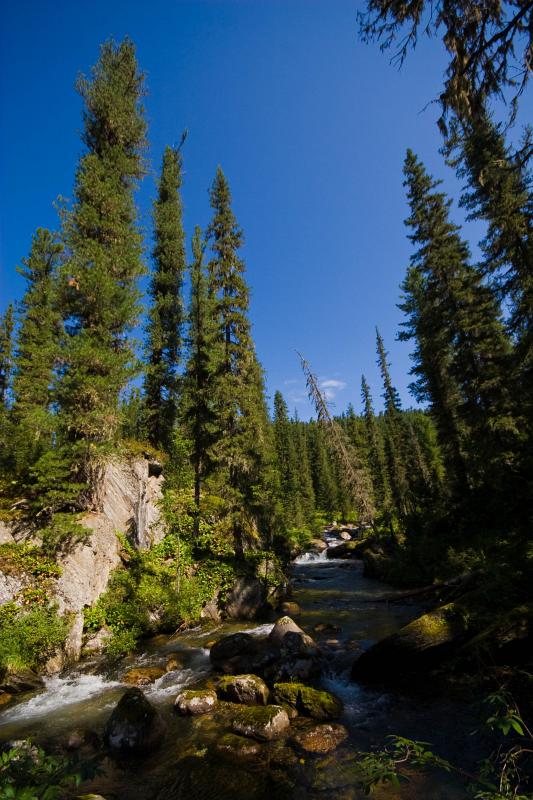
[217,674,269,706]
[175,689,218,715]
[214,732,264,762]
[231,704,290,741]
[291,722,348,753]
[122,666,165,686]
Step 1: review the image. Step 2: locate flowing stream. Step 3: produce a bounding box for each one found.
[0,537,478,798]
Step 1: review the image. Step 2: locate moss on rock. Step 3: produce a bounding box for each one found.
[273,682,343,721]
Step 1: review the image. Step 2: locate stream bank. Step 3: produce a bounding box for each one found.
[0,534,483,798]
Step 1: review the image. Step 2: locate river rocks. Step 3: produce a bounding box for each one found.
[268,616,313,650]
[231,704,290,741]
[214,732,264,762]
[291,722,348,753]
[351,602,469,684]
[339,531,352,541]
[104,688,166,753]
[217,674,269,705]
[209,632,262,674]
[0,691,12,707]
[0,667,44,694]
[122,666,165,686]
[273,683,343,721]
[166,652,185,671]
[224,577,268,620]
[83,627,112,655]
[175,689,218,715]
[313,623,341,635]
[309,539,327,552]
[326,540,368,559]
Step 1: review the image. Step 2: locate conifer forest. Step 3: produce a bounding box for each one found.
[0,3,531,799]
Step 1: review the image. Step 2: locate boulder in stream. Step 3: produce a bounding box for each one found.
[104,687,167,753]
[214,732,264,762]
[231,704,290,741]
[0,667,44,694]
[122,666,165,686]
[175,689,218,715]
[272,683,343,721]
[351,602,469,683]
[217,674,269,705]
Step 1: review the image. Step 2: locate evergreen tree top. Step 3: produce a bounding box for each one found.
[77,37,147,170]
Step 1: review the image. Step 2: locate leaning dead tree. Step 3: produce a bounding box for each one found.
[298,352,375,524]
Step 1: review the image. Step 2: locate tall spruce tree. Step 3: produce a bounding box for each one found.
[361,375,392,519]
[308,422,338,515]
[11,229,63,471]
[400,149,514,496]
[0,304,14,411]
[273,391,301,524]
[0,304,15,465]
[58,38,146,446]
[206,168,271,556]
[181,227,220,535]
[447,113,533,486]
[292,413,316,524]
[145,144,186,450]
[375,329,412,517]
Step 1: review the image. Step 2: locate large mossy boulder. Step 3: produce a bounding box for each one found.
[273,683,342,721]
[104,687,166,753]
[265,617,320,682]
[217,674,269,705]
[174,689,218,715]
[231,704,290,741]
[351,603,469,684]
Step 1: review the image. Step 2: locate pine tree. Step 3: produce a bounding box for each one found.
[58,38,146,446]
[181,227,220,535]
[292,413,316,524]
[206,168,271,556]
[361,375,392,518]
[375,329,412,516]
[0,304,15,465]
[308,421,338,516]
[448,112,533,491]
[0,304,14,410]
[145,144,186,451]
[11,229,63,471]
[273,391,301,524]
[400,149,514,495]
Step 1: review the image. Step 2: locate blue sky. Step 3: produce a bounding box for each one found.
[0,1,528,419]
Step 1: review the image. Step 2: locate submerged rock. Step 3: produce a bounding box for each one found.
[214,732,264,762]
[326,540,368,559]
[122,666,165,686]
[217,674,269,705]
[175,689,218,715]
[165,652,185,672]
[273,683,343,721]
[231,704,290,741]
[104,687,166,753]
[291,722,348,753]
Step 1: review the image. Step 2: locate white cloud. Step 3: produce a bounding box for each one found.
[318,378,347,401]
[319,379,347,391]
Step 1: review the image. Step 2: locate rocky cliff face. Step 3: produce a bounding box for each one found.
[1,456,165,667]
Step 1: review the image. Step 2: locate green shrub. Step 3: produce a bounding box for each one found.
[0,603,68,671]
